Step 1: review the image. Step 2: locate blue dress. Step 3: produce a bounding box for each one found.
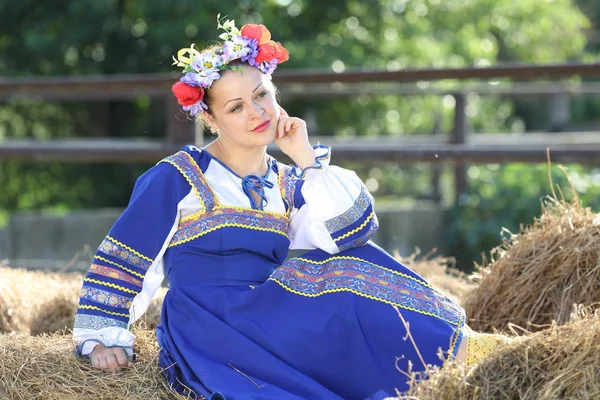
[73,145,465,400]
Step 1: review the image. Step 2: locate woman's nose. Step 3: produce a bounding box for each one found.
[248,101,264,118]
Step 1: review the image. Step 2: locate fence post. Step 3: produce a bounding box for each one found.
[549,90,570,132]
[166,96,196,145]
[430,113,442,203]
[451,92,468,203]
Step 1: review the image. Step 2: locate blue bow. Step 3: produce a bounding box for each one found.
[241,175,274,210]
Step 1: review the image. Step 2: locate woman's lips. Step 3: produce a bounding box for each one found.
[252,120,270,132]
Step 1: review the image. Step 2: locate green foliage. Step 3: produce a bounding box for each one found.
[445,163,600,271]
[299,0,590,138]
[0,99,153,209]
[0,0,591,137]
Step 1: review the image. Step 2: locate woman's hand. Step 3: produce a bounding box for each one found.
[275,107,317,169]
[90,344,133,371]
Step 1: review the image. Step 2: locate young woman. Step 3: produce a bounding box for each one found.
[72,17,506,400]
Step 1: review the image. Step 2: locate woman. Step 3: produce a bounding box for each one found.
[72,17,505,400]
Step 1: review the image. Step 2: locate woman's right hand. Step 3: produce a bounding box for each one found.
[90,344,134,371]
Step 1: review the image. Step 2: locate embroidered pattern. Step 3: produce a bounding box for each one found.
[80,287,134,309]
[159,151,216,211]
[269,257,463,325]
[170,207,290,247]
[83,277,139,295]
[449,313,465,361]
[98,237,152,271]
[78,304,130,318]
[333,211,376,244]
[325,187,372,235]
[337,228,376,252]
[73,313,128,330]
[89,264,143,288]
[94,256,145,279]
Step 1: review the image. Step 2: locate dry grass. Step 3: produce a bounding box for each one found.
[0,266,83,333]
[0,266,166,335]
[464,175,600,334]
[29,294,79,336]
[397,251,477,306]
[0,293,14,333]
[0,265,179,398]
[0,328,191,400]
[404,307,600,400]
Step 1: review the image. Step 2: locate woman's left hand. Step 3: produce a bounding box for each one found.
[275,107,316,169]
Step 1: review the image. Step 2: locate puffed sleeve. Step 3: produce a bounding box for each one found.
[288,145,378,254]
[72,161,191,357]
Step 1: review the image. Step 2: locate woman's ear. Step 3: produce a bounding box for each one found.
[203,113,219,134]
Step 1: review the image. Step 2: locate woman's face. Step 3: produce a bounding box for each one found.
[207,66,280,149]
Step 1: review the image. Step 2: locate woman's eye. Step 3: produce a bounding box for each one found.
[231,105,241,112]
[257,91,267,98]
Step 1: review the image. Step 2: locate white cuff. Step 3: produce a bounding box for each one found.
[74,327,136,357]
[292,145,331,180]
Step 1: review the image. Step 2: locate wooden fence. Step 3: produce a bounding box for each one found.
[1,62,600,200]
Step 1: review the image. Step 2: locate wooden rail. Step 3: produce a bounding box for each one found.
[1,62,598,100]
[1,62,599,200]
[2,134,599,165]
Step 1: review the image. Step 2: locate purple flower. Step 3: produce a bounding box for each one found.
[183,100,208,116]
[240,38,259,66]
[258,59,279,75]
[223,35,252,62]
[181,70,220,89]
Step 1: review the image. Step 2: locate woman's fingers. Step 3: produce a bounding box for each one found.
[279,117,299,137]
[277,117,287,138]
[91,347,133,371]
[277,116,308,140]
[285,118,293,132]
[107,353,120,370]
[278,106,290,137]
[114,348,133,368]
[96,355,108,370]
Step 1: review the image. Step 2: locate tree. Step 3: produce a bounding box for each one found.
[0,0,593,216]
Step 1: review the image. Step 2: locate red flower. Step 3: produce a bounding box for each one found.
[255,42,277,65]
[271,41,289,64]
[256,40,290,65]
[172,82,204,106]
[241,24,271,45]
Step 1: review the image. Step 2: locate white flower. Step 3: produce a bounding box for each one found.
[191,51,224,73]
[222,36,252,62]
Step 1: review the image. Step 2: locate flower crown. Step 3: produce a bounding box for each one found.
[171,15,289,116]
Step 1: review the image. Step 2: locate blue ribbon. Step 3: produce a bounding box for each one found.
[241,175,274,210]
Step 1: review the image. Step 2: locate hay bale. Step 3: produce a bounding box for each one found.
[0,267,83,333]
[29,295,78,336]
[464,187,600,333]
[0,294,15,333]
[397,251,476,305]
[0,266,168,334]
[405,308,600,400]
[0,329,191,400]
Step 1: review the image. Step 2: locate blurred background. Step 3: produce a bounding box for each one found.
[0,0,599,272]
